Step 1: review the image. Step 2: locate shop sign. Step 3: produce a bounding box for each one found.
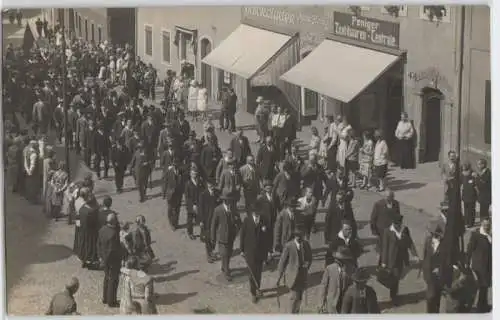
[243,6,332,31]
[333,12,400,49]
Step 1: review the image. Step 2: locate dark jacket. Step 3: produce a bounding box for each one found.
[45,289,77,315]
[184,178,204,214]
[198,189,221,226]
[466,230,492,287]
[97,224,121,264]
[325,233,362,266]
[380,226,414,271]
[164,166,184,202]
[240,214,271,262]
[210,204,241,244]
[340,285,380,314]
[475,168,491,204]
[256,144,278,179]
[229,135,251,166]
[370,199,401,237]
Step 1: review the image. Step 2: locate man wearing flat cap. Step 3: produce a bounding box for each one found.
[45,277,80,315]
[184,165,204,240]
[277,228,312,313]
[164,157,184,230]
[211,191,242,281]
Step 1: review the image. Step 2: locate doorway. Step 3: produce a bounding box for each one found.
[68,9,75,32]
[300,51,319,120]
[200,38,212,98]
[421,87,443,162]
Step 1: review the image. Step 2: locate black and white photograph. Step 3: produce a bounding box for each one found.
[2,5,492,315]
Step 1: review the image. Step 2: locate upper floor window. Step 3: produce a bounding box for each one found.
[145,25,153,56]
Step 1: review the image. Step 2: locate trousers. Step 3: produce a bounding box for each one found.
[218,242,233,275]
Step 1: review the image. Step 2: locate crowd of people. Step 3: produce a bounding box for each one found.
[3,18,492,316]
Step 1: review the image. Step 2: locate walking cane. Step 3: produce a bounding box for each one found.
[241,254,262,297]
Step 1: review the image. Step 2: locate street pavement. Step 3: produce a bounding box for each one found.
[2,9,42,53]
[5,86,487,313]
[6,99,439,316]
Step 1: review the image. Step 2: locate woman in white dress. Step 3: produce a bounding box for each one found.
[188,80,199,120]
[197,83,208,121]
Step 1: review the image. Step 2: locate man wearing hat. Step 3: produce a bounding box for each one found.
[318,246,355,313]
[257,179,277,260]
[276,228,312,313]
[256,135,279,181]
[218,156,242,207]
[198,178,221,262]
[32,92,49,136]
[97,213,121,307]
[325,219,362,267]
[129,142,150,203]
[239,155,260,213]
[254,96,268,143]
[216,150,234,185]
[325,190,355,244]
[164,157,185,230]
[111,138,128,193]
[112,111,127,142]
[274,197,297,253]
[370,189,401,251]
[210,191,242,281]
[45,277,80,315]
[75,109,89,156]
[218,86,231,131]
[229,129,252,168]
[140,113,157,165]
[422,221,445,313]
[341,268,380,314]
[94,123,111,179]
[184,165,204,240]
[435,201,449,235]
[240,202,271,303]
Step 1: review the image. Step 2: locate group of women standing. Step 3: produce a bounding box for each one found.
[170,77,208,122]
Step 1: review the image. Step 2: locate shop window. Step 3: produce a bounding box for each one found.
[223,71,231,84]
[381,5,408,17]
[98,26,102,43]
[162,30,171,64]
[144,25,153,56]
[485,80,491,144]
[419,5,451,23]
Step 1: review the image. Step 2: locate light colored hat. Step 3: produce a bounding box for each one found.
[190,80,198,86]
[256,96,264,103]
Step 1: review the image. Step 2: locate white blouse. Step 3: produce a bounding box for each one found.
[373,140,389,166]
[395,120,414,140]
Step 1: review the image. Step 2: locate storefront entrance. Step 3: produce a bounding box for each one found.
[421,87,443,163]
[200,38,212,98]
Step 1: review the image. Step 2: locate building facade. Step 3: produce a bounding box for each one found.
[135,7,242,101]
[135,5,489,167]
[43,8,135,47]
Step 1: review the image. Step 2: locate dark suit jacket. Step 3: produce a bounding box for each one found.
[94,130,110,155]
[164,166,184,202]
[341,285,380,314]
[198,189,221,226]
[281,115,296,141]
[160,150,175,174]
[256,145,278,179]
[274,209,296,250]
[211,204,241,244]
[257,193,277,226]
[200,144,222,178]
[370,199,400,237]
[466,230,492,287]
[97,224,121,264]
[325,234,362,266]
[184,178,204,213]
[229,136,251,166]
[240,215,271,262]
[76,116,88,142]
[277,240,312,288]
[140,121,156,147]
[380,226,414,270]
[422,235,442,288]
[218,169,242,199]
[476,168,491,204]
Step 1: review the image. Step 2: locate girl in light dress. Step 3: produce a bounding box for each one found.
[188,80,199,120]
[319,126,332,168]
[309,126,321,153]
[197,83,208,121]
[358,131,374,189]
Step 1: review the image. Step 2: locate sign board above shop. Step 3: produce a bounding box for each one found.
[333,12,400,49]
[243,7,400,50]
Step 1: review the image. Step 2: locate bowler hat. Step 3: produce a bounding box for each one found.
[220,192,234,201]
[352,268,371,282]
[332,246,353,261]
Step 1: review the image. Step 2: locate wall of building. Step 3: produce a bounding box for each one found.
[71,8,109,42]
[461,5,491,165]
[135,7,242,100]
[242,5,460,164]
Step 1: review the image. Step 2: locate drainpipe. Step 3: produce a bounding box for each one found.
[456,6,465,159]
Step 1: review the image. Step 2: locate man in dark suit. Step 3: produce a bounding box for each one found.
[129,143,149,202]
[466,218,492,313]
[173,111,190,144]
[228,88,238,132]
[257,135,279,181]
[218,158,242,207]
[164,157,184,230]
[475,159,491,220]
[198,178,220,263]
[422,222,444,313]
[240,203,271,303]
[276,229,313,313]
[280,108,296,159]
[229,130,252,167]
[97,213,122,308]
[370,189,400,252]
[111,138,128,193]
[184,166,204,240]
[75,109,88,155]
[141,114,156,163]
[211,193,242,281]
[94,123,111,179]
[200,135,222,180]
[84,119,96,167]
[325,220,362,267]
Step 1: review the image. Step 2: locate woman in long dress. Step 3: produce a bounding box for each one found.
[358,131,374,189]
[120,256,158,315]
[74,187,100,269]
[50,161,69,221]
[197,84,208,121]
[188,80,199,121]
[394,112,415,169]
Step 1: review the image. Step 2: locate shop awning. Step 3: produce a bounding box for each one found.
[202,24,292,79]
[280,40,401,103]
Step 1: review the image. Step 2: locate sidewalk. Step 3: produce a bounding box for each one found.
[230,109,444,218]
